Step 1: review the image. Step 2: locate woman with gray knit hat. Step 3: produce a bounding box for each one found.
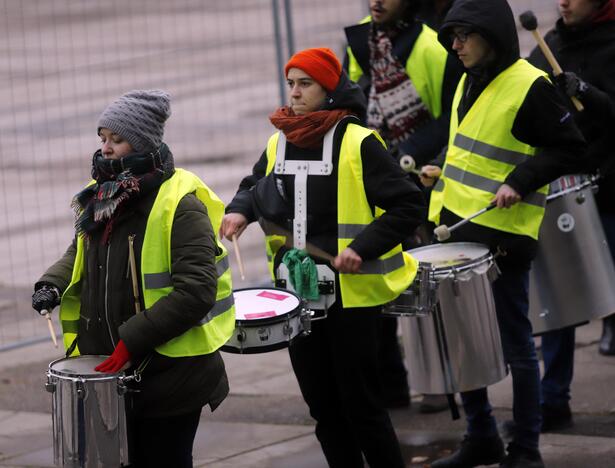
[32,90,235,467]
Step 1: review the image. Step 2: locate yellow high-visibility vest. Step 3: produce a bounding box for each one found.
[60,169,235,357]
[264,124,417,308]
[429,59,549,240]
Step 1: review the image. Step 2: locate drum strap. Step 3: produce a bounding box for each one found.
[65,337,78,358]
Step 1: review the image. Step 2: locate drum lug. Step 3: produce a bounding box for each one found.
[300,310,312,335]
[575,192,586,204]
[283,317,294,337]
[451,279,460,296]
[45,374,56,393]
[117,381,128,396]
[76,379,86,399]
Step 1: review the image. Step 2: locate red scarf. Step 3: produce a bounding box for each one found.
[269,106,351,149]
[593,0,615,23]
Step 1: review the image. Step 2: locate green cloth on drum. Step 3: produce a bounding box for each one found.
[282,249,320,300]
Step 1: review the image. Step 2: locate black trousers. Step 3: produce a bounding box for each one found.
[127,409,202,468]
[288,304,404,468]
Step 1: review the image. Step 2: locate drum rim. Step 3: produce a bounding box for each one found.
[48,355,122,379]
[410,242,493,274]
[233,286,303,324]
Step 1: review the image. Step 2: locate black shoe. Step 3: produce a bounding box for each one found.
[541,403,573,432]
[599,315,615,356]
[431,434,505,467]
[500,442,544,467]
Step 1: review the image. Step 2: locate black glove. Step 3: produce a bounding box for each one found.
[32,284,61,315]
[554,71,588,99]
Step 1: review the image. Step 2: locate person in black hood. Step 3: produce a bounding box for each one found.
[426,1,586,468]
[221,47,426,468]
[524,0,615,437]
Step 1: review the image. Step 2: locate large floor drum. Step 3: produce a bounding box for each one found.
[400,243,507,395]
[529,177,615,334]
[46,356,129,468]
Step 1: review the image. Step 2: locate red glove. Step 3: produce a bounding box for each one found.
[95,339,131,373]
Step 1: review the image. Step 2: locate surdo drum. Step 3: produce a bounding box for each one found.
[399,243,508,395]
[222,288,310,354]
[529,175,615,334]
[46,356,130,468]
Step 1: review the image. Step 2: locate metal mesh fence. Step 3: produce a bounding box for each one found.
[0,0,556,349]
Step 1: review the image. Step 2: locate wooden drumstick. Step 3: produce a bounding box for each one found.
[519,11,584,112]
[42,309,58,348]
[231,234,246,280]
[258,218,334,263]
[128,235,142,314]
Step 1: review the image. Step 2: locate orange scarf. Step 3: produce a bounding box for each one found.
[269,106,351,149]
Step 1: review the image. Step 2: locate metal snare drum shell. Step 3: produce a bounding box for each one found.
[400,243,508,395]
[529,182,615,334]
[47,356,130,468]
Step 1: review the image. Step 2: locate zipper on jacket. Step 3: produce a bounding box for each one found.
[104,246,116,347]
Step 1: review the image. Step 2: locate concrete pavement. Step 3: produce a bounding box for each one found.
[1,320,614,467]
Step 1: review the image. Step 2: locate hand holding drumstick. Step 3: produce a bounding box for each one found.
[220,213,248,280]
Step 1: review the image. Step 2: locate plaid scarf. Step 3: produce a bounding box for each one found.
[72,147,167,242]
[367,22,431,149]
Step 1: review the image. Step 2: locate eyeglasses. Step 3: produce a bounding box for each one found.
[451,29,474,43]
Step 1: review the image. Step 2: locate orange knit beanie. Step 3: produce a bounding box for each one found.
[284,47,342,92]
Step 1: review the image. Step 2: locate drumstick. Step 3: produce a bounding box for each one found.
[258,218,335,262]
[42,309,58,348]
[434,203,496,242]
[128,235,142,314]
[231,233,246,280]
[519,11,584,112]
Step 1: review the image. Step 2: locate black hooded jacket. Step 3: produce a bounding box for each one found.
[435,0,586,268]
[528,15,615,213]
[226,72,426,264]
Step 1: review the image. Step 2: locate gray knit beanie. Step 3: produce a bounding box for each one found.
[97,89,171,153]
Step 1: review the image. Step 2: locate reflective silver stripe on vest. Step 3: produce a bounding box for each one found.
[357,252,405,275]
[144,257,231,290]
[216,256,229,277]
[338,223,366,239]
[433,178,444,192]
[444,164,546,207]
[454,134,531,166]
[338,224,405,274]
[199,294,235,325]
[144,272,172,289]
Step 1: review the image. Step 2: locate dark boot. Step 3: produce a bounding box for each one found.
[599,315,615,356]
[431,434,505,467]
[500,442,544,468]
[541,403,573,432]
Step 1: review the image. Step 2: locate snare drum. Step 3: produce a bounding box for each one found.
[529,175,615,334]
[399,243,507,394]
[222,288,308,354]
[46,355,130,468]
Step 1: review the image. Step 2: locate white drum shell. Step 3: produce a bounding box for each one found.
[401,243,508,394]
[529,183,615,334]
[47,356,129,468]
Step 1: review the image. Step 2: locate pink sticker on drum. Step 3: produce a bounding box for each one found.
[245,311,277,319]
[257,291,290,301]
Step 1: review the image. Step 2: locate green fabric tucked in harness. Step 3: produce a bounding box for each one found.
[282,249,320,300]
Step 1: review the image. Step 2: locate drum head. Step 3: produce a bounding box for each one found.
[233,288,301,323]
[409,242,490,269]
[49,355,112,378]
